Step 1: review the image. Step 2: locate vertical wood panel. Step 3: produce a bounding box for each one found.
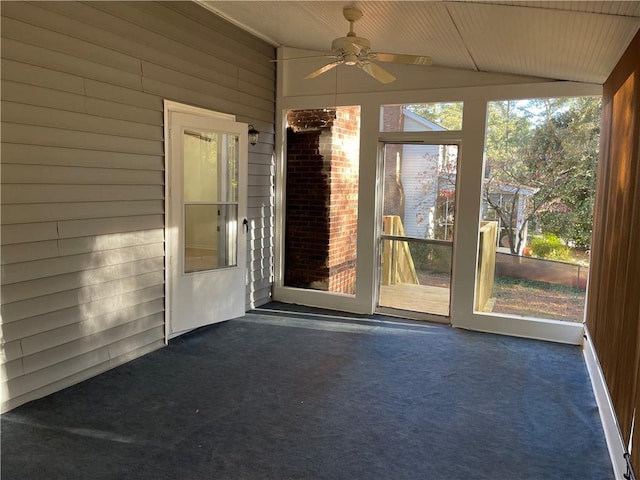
[0,1,275,412]
[585,30,640,475]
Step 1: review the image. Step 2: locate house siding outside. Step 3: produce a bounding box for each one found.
[399,113,444,239]
[400,142,440,239]
[0,1,275,412]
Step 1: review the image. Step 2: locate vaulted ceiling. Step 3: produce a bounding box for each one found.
[198,1,640,84]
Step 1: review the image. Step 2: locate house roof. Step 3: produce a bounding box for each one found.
[197,1,640,84]
[402,108,446,131]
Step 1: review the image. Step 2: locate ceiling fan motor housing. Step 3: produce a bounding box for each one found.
[332,36,371,64]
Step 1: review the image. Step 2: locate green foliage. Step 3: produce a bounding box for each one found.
[528,234,571,261]
[484,96,601,252]
[528,97,601,247]
[485,101,534,173]
[406,102,463,131]
[406,97,601,253]
[409,243,452,274]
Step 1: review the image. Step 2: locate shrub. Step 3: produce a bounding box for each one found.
[528,234,571,261]
[410,243,452,273]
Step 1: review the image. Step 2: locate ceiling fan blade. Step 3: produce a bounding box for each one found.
[358,62,396,84]
[371,52,433,66]
[270,54,338,63]
[304,61,342,80]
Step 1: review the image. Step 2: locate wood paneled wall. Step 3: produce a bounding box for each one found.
[0,1,275,412]
[586,30,640,475]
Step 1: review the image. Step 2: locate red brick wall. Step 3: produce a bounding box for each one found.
[284,107,360,294]
[327,106,359,294]
[284,126,330,289]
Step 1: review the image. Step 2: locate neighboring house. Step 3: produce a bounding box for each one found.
[482,183,538,253]
[382,107,451,239]
[398,109,447,239]
[394,108,535,249]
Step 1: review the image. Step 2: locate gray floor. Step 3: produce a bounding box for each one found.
[1,304,613,479]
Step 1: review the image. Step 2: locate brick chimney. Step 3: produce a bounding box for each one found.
[284,107,360,294]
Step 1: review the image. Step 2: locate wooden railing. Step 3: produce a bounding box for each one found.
[381,216,419,286]
[475,221,498,312]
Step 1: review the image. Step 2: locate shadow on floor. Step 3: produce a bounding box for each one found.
[1,304,613,479]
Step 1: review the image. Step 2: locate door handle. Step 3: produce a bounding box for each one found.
[243,218,249,233]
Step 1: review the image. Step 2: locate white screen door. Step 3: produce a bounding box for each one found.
[167,110,247,336]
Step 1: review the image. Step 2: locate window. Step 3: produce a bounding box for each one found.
[380,102,463,132]
[475,97,601,322]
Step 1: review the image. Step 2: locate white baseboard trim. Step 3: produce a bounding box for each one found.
[583,330,628,479]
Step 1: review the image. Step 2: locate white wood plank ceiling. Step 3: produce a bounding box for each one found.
[198,1,640,84]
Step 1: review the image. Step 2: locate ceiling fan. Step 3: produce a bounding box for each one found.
[297,7,433,84]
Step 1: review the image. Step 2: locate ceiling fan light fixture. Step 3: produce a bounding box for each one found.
[344,53,358,66]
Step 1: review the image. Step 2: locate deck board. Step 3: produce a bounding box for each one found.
[379,283,450,316]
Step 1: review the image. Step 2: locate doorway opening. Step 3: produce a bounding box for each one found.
[377,142,459,318]
[283,106,360,295]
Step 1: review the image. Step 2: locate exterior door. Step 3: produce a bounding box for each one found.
[167,110,247,337]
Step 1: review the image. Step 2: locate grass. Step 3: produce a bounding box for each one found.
[418,271,586,323]
[491,276,586,323]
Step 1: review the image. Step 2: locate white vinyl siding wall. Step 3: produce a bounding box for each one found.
[0,1,275,412]
[399,115,443,238]
[400,144,440,239]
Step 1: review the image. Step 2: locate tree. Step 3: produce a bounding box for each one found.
[406,97,601,254]
[406,102,463,131]
[483,100,537,254]
[483,97,600,253]
[530,97,601,247]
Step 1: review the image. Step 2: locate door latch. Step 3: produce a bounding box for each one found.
[243,218,249,233]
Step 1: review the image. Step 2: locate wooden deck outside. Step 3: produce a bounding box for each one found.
[379,283,450,316]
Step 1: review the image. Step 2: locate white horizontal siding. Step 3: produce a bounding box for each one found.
[2,286,165,343]
[1,164,163,185]
[2,272,165,324]
[0,57,85,94]
[2,185,164,204]
[21,314,164,374]
[0,340,163,413]
[143,77,273,123]
[1,144,164,170]
[2,257,165,303]
[142,62,273,112]
[1,222,60,245]
[401,144,440,238]
[1,101,163,141]
[84,79,162,110]
[21,302,165,356]
[59,230,165,256]
[2,201,163,225]
[1,38,144,89]
[0,240,59,265]
[1,243,165,284]
[1,122,164,155]
[0,1,275,412]
[1,340,23,364]
[1,79,87,112]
